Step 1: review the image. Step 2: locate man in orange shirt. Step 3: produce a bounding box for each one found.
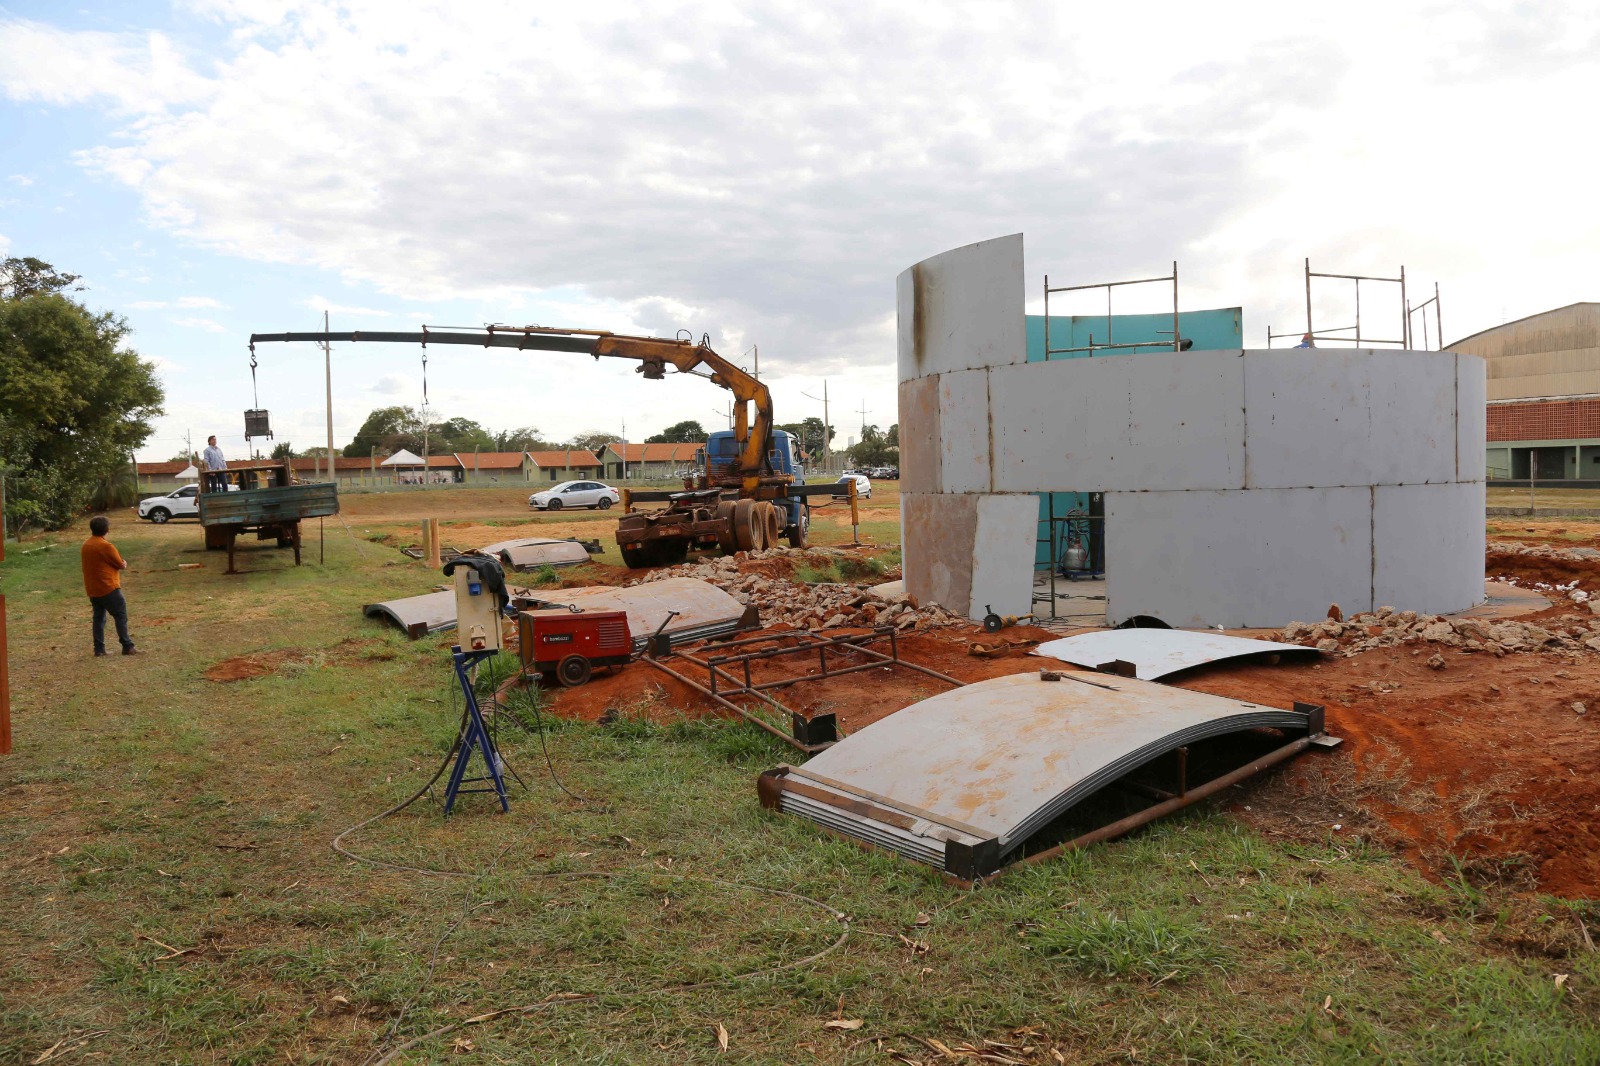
[81,515,137,657]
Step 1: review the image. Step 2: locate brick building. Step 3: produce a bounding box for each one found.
[1448,303,1600,480]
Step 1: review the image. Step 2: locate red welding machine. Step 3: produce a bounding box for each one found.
[517,609,633,687]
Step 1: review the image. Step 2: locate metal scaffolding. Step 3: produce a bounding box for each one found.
[1406,282,1444,351]
[1268,258,1410,349]
[1043,263,1181,358]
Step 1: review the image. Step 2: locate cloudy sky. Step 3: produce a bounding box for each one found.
[2,1,1596,462]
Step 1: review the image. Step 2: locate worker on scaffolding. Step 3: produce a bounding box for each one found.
[1296,332,1316,348]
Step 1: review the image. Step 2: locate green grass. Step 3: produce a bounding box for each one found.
[1,514,1598,1062]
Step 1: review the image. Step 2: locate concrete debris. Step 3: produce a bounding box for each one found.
[630,548,960,632]
[1276,608,1600,659]
[1493,540,1600,562]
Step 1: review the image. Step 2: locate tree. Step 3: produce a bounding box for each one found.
[494,426,549,452]
[345,405,425,457]
[566,430,618,454]
[0,256,83,301]
[0,274,164,531]
[431,416,495,453]
[645,419,707,444]
[848,423,898,468]
[270,441,297,460]
[775,416,834,459]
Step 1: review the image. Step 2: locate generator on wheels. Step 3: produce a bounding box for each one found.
[518,608,633,687]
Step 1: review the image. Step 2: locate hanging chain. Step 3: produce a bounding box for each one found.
[249,343,260,409]
[421,348,429,409]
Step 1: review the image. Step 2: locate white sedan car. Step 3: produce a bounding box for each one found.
[529,480,621,511]
[833,473,872,500]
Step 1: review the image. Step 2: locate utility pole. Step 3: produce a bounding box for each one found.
[620,418,627,481]
[801,381,832,472]
[323,309,334,484]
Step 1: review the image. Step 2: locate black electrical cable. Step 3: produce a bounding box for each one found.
[334,665,851,1065]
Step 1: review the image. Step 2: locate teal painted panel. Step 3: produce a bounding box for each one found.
[1035,491,1090,566]
[1025,307,1243,362]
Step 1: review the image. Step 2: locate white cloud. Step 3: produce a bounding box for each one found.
[8,0,1600,408]
[7,174,31,186]
[169,315,227,332]
[371,374,409,395]
[304,296,391,317]
[0,18,211,113]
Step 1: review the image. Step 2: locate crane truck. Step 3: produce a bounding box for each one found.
[246,325,855,568]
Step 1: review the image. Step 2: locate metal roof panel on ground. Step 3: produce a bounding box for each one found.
[766,670,1319,872]
[477,538,592,570]
[1031,629,1316,680]
[366,577,749,645]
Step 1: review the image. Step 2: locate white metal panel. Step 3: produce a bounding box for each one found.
[786,671,1313,849]
[989,351,1246,493]
[895,234,1025,382]
[938,369,992,493]
[967,494,1039,621]
[1242,350,1374,488]
[1032,629,1316,680]
[1372,482,1485,614]
[1456,353,1487,482]
[1366,352,1458,485]
[1105,487,1375,628]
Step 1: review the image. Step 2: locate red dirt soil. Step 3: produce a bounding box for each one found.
[535,604,1600,898]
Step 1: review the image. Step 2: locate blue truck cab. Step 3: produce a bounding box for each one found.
[700,429,809,539]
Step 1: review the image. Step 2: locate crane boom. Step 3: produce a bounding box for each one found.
[247,326,779,493]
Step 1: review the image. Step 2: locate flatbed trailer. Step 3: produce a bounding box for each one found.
[617,479,858,566]
[197,460,340,574]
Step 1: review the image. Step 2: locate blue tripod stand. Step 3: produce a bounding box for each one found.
[442,646,510,814]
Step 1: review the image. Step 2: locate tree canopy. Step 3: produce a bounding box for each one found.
[345,407,548,457]
[847,423,899,468]
[645,419,706,444]
[0,256,84,301]
[565,430,618,454]
[775,416,834,459]
[0,261,164,530]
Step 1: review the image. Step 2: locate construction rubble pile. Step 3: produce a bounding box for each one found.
[1491,540,1600,565]
[630,547,964,632]
[1277,603,1600,660]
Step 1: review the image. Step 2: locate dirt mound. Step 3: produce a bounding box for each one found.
[1183,650,1600,899]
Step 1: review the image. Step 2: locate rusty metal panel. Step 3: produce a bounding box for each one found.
[478,537,591,570]
[770,671,1316,870]
[1032,629,1316,681]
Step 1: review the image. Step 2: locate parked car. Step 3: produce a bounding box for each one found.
[138,484,201,523]
[529,480,621,511]
[833,473,872,500]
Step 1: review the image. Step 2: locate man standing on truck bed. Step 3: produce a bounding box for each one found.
[81,515,137,657]
[202,435,227,491]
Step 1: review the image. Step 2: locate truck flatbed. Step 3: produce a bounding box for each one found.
[197,460,339,573]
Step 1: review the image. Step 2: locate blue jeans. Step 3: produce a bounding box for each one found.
[90,589,134,653]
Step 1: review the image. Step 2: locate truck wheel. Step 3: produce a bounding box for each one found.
[732,499,759,552]
[657,538,689,565]
[598,497,613,510]
[787,511,810,548]
[546,499,562,511]
[556,654,592,687]
[715,501,740,554]
[149,508,170,524]
[763,504,782,549]
[620,544,653,568]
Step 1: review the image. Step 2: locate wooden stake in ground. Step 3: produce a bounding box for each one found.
[426,518,441,568]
